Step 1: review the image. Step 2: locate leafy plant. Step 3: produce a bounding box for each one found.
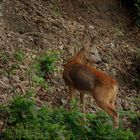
[34,50,59,78]
[0,49,26,94]
[28,50,60,91]
[135,48,140,86]
[1,95,137,140]
[119,110,139,125]
[0,52,9,65]
[134,0,140,26]
[32,75,48,90]
[122,0,140,26]
[116,27,124,37]
[13,50,25,62]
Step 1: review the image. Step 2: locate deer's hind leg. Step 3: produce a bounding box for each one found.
[110,92,117,109]
[95,100,119,128]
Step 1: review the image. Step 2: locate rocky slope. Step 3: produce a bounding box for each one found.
[0,0,140,131]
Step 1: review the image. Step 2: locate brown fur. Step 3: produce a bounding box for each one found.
[63,45,119,128]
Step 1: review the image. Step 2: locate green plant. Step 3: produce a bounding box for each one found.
[13,50,25,62]
[134,0,140,15]
[0,49,25,94]
[0,52,9,65]
[50,0,62,16]
[27,50,59,91]
[1,95,137,140]
[134,0,140,26]
[116,27,124,37]
[1,95,69,140]
[119,110,139,125]
[32,75,48,90]
[118,109,140,139]
[135,48,140,86]
[122,0,140,26]
[0,49,25,75]
[34,50,59,78]
[132,97,140,107]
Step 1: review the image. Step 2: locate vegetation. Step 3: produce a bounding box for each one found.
[122,0,140,26]
[28,50,60,91]
[134,0,140,26]
[0,94,138,140]
[33,51,60,78]
[0,46,139,140]
[135,48,140,86]
[1,1,140,140]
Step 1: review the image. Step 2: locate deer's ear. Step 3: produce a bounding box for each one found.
[87,25,96,47]
[85,39,91,49]
[88,25,96,38]
[82,26,96,49]
[82,34,91,49]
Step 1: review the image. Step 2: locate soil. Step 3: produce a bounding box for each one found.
[0,0,140,135]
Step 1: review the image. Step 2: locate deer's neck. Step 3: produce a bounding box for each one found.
[72,48,88,64]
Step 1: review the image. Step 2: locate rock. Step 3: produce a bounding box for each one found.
[111,68,117,76]
[123,101,130,110]
[0,119,4,130]
[56,88,61,92]
[51,79,58,85]
[103,56,110,63]
[68,46,75,56]
[0,76,9,89]
[61,99,67,105]
[108,42,115,48]
[58,45,64,50]
[104,63,109,71]
[89,109,96,114]
[0,4,3,17]
[117,98,123,109]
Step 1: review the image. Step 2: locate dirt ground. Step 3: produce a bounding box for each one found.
[0,0,140,132]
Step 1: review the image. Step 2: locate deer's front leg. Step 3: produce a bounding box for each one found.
[69,86,75,100]
[80,92,85,113]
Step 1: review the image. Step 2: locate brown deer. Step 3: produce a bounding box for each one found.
[63,32,119,128]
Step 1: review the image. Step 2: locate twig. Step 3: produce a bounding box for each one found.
[113,63,134,80]
[20,0,46,18]
[2,117,8,132]
[10,31,49,40]
[17,84,25,95]
[3,66,16,94]
[32,0,49,13]
[102,52,134,80]
[22,32,48,36]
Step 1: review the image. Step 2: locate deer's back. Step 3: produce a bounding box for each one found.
[63,63,117,92]
[63,63,100,92]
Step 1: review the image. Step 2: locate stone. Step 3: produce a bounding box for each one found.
[109,42,115,48]
[61,99,67,105]
[111,68,117,76]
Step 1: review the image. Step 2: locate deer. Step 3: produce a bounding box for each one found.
[63,29,119,128]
